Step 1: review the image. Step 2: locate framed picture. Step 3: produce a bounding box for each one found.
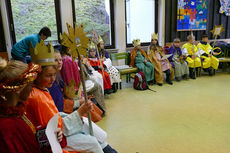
[177,0,208,31]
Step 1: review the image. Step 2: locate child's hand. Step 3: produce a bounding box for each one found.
[208,54,212,57]
[54,128,63,142]
[77,100,93,116]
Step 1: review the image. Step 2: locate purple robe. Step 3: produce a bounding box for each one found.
[168,46,182,68]
[48,79,64,112]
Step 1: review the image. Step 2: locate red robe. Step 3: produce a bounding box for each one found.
[88,58,112,90]
[0,104,40,153]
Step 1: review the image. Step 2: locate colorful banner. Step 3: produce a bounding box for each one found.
[219,0,230,16]
[177,0,208,31]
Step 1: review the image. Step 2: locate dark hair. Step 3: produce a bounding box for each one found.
[150,39,159,47]
[202,33,208,39]
[61,45,70,56]
[39,27,51,37]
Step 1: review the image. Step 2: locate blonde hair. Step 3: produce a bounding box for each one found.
[0,58,28,80]
[187,35,195,41]
[173,38,180,43]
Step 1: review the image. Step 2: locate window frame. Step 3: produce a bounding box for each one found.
[5,0,62,44]
[72,0,115,49]
[125,0,158,47]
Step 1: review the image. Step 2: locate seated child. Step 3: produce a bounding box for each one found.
[197,33,219,76]
[168,38,189,81]
[148,33,174,86]
[182,35,201,79]
[97,36,121,92]
[130,39,155,85]
[88,42,113,95]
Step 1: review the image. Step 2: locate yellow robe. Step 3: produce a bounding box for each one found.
[197,43,219,70]
[182,43,201,68]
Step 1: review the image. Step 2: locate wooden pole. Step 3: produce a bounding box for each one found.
[77,49,94,136]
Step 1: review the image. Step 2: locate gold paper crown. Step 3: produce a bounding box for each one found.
[88,41,96,50]
[30,40,55,66]
[132,39,141,47]
[152,33,158,40]
[98,36,104,44]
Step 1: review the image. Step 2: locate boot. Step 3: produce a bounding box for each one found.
[208,68,213,76]
[112,83,117,93]
[189,68,196,79]
[165,70,173,85]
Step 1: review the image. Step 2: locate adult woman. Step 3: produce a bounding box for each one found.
[0,58,41,153]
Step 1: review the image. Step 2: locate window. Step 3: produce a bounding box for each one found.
[6,0,61,43]
[126,0,155,46]
[73,0,115,48]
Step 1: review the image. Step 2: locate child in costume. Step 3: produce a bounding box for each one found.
[130,39,155,85]
[88,42,113,95]
[97,36,121,92]
[182,35,201,79]
[60,45,81,91]
[148,33,174,86]
[197,33,219,76]
[168,38,189,81]
[0,58,41,153]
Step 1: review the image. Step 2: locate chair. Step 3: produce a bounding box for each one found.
[111,52,138,89]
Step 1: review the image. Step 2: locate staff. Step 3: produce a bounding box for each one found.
[61,23,94,136]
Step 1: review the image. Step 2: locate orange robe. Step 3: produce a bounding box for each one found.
[88,58,112,90]
[25,86,78,153]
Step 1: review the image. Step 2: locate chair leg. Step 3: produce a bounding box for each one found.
[120,82,122,89]
[126,74,129,83]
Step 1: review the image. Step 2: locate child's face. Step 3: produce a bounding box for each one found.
[174,42,180,47]
[100,42,104,49]
[152,39,158,45]
[90,50,96,57]
[202,37,208,43]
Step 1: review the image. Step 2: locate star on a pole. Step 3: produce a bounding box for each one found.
[211,25,224,37]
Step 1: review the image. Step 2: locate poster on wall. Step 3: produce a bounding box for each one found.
[177,0,208,31]
[219,0,230,16]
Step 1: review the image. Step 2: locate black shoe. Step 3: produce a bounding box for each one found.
[166,79,173,85]
[182,74,188,80]
[208,68,213,76]
[104,89,112,95]
[148,80,155,85]
[175,77,181,82]
[112,83,118,93]
[157,83,163,86]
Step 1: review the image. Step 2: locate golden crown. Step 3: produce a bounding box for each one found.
[30,40,55,66]
[152,33,158,40]
[88,41,96,50]
[98,35,104,44]
[132,39,141,47]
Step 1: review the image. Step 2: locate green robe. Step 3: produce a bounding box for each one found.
[135,51,154,82]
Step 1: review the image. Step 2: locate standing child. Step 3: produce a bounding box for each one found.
[168,38,189,81]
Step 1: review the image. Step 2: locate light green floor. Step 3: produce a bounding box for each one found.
[97,73,230,153]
